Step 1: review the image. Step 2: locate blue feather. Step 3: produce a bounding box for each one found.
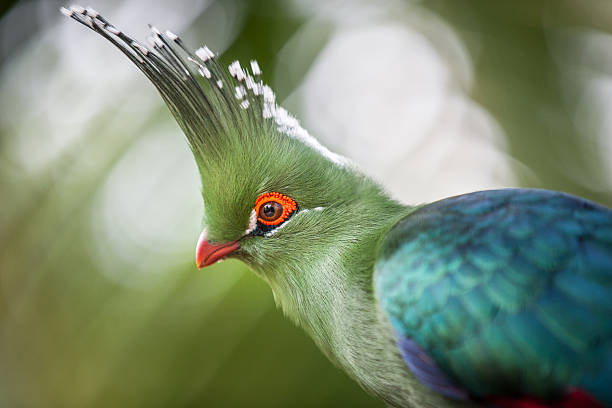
[374,188,612,404]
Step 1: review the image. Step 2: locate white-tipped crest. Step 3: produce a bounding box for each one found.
[63,5,350,167]
[195,46,215,62]
[250,60,261,76]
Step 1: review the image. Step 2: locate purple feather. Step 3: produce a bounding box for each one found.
[396,335,468,400]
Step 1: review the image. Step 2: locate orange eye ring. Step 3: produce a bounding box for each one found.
[254,192,297,226]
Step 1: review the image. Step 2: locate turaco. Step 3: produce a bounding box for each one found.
[64,6,612,408]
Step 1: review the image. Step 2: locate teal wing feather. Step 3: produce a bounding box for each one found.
[374,189,612,404]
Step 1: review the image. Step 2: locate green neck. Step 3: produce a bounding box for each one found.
[255,192,459,407]
[259,186,411,372]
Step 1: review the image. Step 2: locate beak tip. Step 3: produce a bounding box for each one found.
[195,228,240,269]
[196,229,208,269]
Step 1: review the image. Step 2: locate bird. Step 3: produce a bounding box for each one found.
[63,6,612,408]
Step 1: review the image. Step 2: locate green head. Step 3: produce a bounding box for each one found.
[64,7,408,337]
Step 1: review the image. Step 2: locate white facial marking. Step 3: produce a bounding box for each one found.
[260,206,324,236]
[299,207,325,215]
[264,221,289,237]
[244,209,258,235]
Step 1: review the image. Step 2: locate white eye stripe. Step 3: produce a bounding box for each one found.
[244,206,326,236]
[264,222,287,236]
[244,209,258,235]
[262,207,322,236]
[299,206,325,214]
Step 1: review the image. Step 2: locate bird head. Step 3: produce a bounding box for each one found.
[64,7,407,330]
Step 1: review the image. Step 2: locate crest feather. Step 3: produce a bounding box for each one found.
[62,6,348,167]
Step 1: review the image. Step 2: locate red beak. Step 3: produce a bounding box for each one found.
[196,229,240,269]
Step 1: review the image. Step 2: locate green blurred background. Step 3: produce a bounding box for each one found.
[1,0,612,407]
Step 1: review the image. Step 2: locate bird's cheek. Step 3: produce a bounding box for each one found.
[196,229,240,269]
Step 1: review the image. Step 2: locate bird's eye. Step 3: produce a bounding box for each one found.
[259,201,283,221]
[254,192,297,226]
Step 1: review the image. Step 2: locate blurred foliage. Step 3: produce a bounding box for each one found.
[1,0,611,407]
[427,0,612,205]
